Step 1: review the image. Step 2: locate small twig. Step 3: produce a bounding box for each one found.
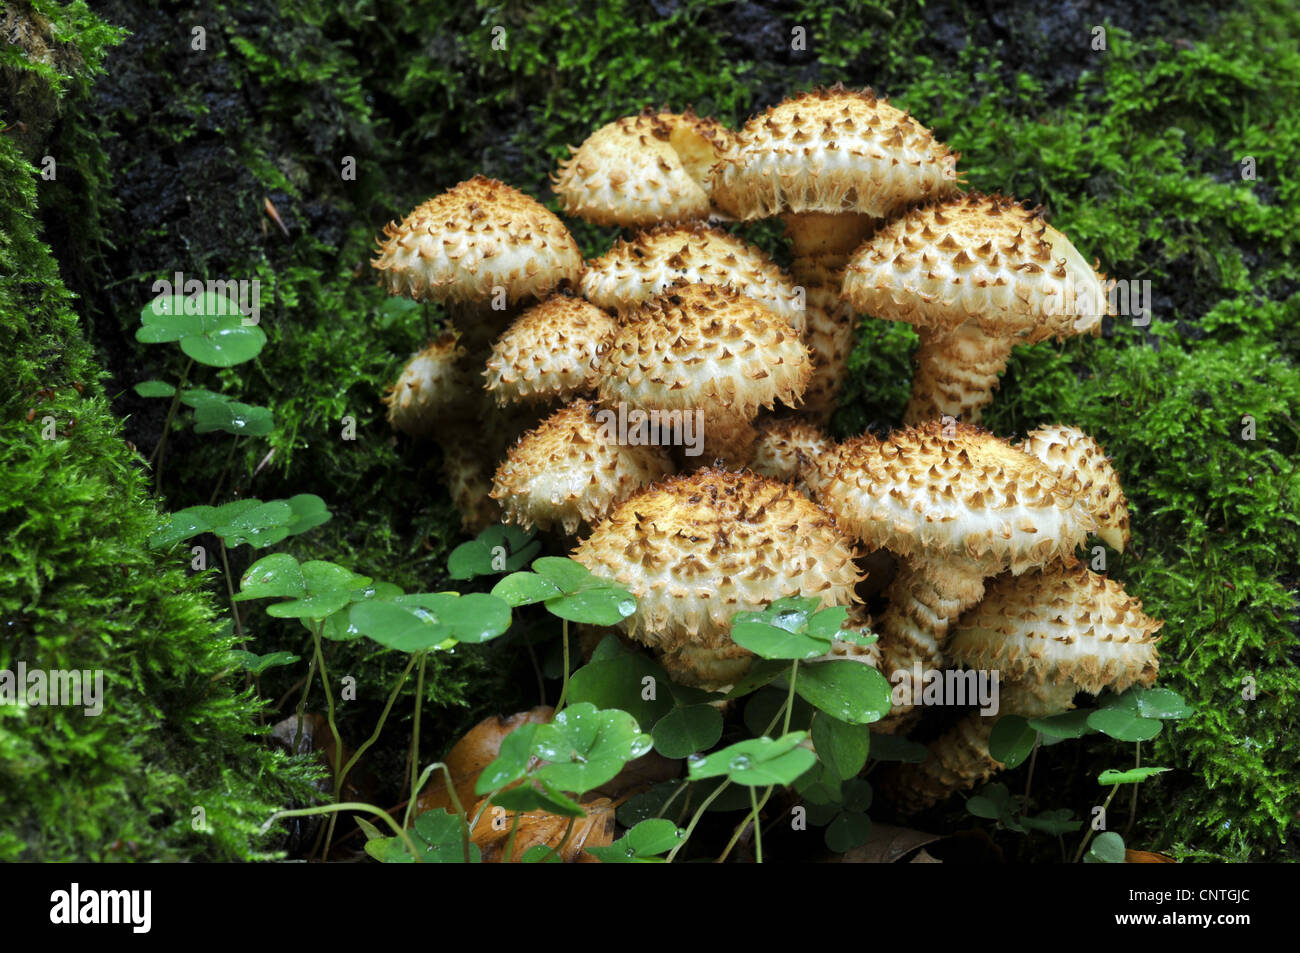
[1123,742,1141,840]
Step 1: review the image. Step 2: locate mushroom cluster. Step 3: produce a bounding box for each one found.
[370,85,1161,810]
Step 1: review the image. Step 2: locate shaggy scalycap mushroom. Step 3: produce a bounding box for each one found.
[484,296,617,406]
[491,400,676,535]
[597,283,811,463]
[843,193,1108,424]
[813,420,1097,724]
[572,468,863,689]
[750,416,833,493]
[553,108,733,226]
[889,565,1162,811]
[711,84,960,223]
[1017,424,1131,552]
[372,176,584,306]
[383,331,470,437]
[580,223,806,332]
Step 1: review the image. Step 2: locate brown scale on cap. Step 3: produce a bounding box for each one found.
[597,283,811,465]
[491,399,676,536]
[1017,424,1131,552]
[812,420,1097,723]
[553,108,734,226]
[383,331,472,437]
[843,192,1110,424]
[572,468,863,689]
[371,176,584,306]
[484,296,617,407]
[710,84,961,222]
[888,566,1161,811]
[580,223,806,333]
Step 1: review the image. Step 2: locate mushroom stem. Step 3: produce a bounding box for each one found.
[904,320,1015,425]
[782,211,877,273]
[884,679,1077,813]
[873,557,989,731]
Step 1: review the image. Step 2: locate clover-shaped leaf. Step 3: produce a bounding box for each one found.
[284,494,332,537]
[227,649,300,675]
[652,704,723,759]
[731,597,837,660]
[491,558,636,626]
[235,555,370,620]
[1028,709,1094,739]
[1086,831,1126,863]
[138,293,266,366]
[585,818,684,863]
[134,380,175,398]
[811,712,872,781]
[149,505,218,548]
[475,722,541,795]
[490,779,585,818]
[565,653,674,728]
[194,398,274,436]
[1133,687,1193,720]
[349,592,510,652]
[795,660,892,724]
[988,715,1037,768]
[687,732,816,787]
[212,499,294,548]
[532,703,652,794]
[448,525,541,580]
[1087,708,1163,742]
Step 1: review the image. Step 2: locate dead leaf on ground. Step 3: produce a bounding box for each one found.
[837,822,944,863]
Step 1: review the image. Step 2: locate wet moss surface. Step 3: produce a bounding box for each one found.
[3,0,1298,860]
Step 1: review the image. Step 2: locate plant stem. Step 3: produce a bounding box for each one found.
[1023,737,1040,804]
[1123,742,1141,840]
[667,780,730,862]
[540,816,576,863]
[291,645,318,753]
[751,787,763,863]
[717,785,776,863]
[655,780,690,821]
[149,358,193,493]
[783,661,799,735]
[336,654,419,787]
[554,618,571,712]
[218,540,244,643]
[503,811,522,863]
[264,803,422,863]
[312,625,345,861]
[208,435,241,505]
[409,651,428,818]
[1073,784,1122,863]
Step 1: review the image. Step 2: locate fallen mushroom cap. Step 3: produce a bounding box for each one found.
[814,420,1097,574]
[371,175,584,305]
[572,467,863,688]
[710,84,960,221]
[580,222,806,332]
[491,399,676,535]
[598,282,811,422]
[947,565,1162,694]
[484,296,617,406]
[384,332,470,436]
[842,192,1108,342]
[1017,424,1131,552]
[553,108,733,226]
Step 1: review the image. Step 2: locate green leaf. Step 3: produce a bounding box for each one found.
[139,293,266,366]
[211,499,294,548]
[264,561,371,620]
[652,704,723,759]
[1097,766,1171,785]
[617,779,685,828]
[586,818,683,862]
[411,809,478,863]
[491,571,562,606]
[731,621,828,659]
[1087,708,1164,742]
[1028,709,1095,739]
[284,494,332,536]
[988,716,1037,768]
[180,310,267,367]
[545,586,637,626]
[349,593,510,651]
[565,654,674,728]
[178,387,225,408]
[134,380,175,398]
[825,812,872,852]
[794,660,892,724]
[533,704,652,794]
[743,688,813,735]
[447,525,540,580]
[724,659,788,699]
[532,556,602,593]
[687,732,817,787]
[235,553,304,601]
[475,723,540,795]
[226,649,300,675]
[148,505,217,548]
[491,780,585,818]
[841,778,872,813]
[1134,688,1194,720]
[811,713,872,780]
[1088,831,1126,863]
[520,845,562,863]
[193,399,273,436]
[318,581,404,641]
[794,762,842,809]
[1021,809,1083,835]
[867,733,928,763]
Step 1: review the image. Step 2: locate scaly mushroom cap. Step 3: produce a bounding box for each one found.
[598,283,811,420]
[1017,424,1131,552]
[710,85,960,220]
[573,468,863,688]
[580,223,806,332]
[553,109,733,226]
[947,565,1162,695]
[492,400,675,535]
[816,421,1097,574]
[843,193,1108,343]
[371,175,584,305]
[750,416,833,487]
[383,332,470,436]
[484,296,616,406]
[442,440,501,534]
